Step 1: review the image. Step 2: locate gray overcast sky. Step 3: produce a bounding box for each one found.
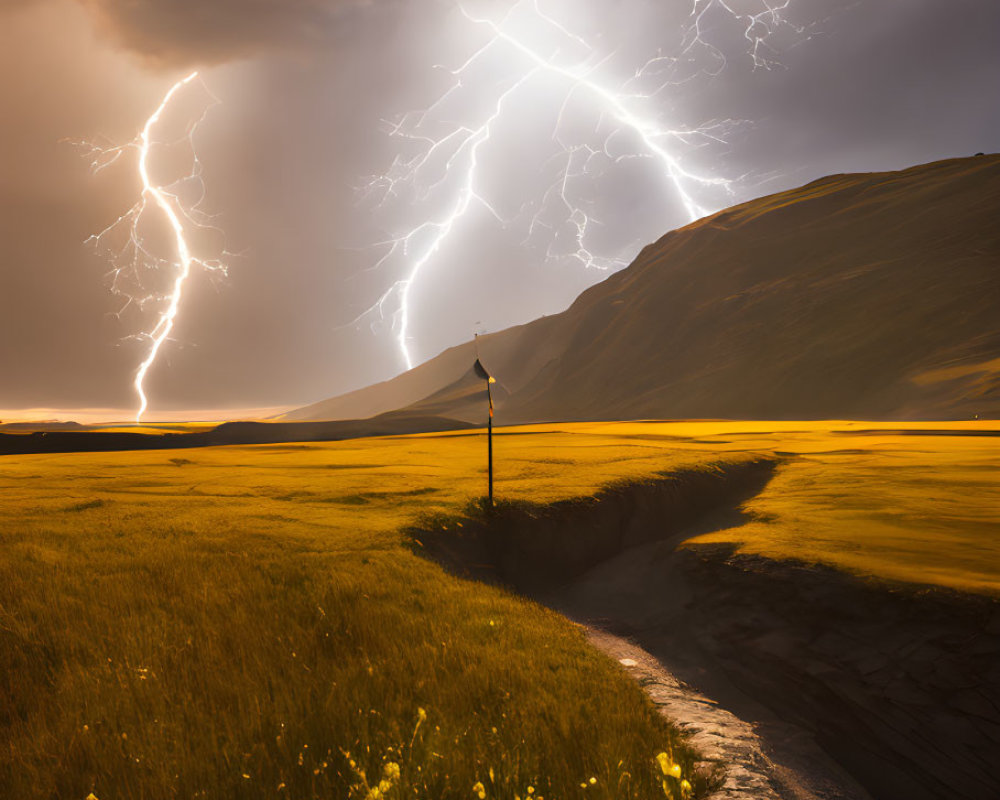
[1,0,998,416]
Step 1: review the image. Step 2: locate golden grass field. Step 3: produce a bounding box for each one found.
[1,420,997,798]
[87,423,220,436]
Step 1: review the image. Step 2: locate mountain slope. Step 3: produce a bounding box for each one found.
[294,154,1000,423]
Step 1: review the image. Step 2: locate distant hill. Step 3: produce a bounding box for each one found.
[289,155,1000,424]
[0,415,472,457]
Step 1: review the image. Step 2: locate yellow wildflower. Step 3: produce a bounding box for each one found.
[472,780,486,799]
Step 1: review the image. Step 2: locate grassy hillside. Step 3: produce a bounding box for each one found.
[2,421,997,797]
[514,155,1000,421]
[290,154,1000,424]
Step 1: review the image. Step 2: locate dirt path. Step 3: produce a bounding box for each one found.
[584,627,783,799]
[551,544,875,800]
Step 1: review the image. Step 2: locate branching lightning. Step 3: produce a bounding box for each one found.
[74,73,227,422]
[352,0,811,371]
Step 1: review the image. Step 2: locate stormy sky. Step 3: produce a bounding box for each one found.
[1,0,998,418]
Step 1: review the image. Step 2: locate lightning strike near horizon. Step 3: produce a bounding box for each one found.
[352,0,812,371]
[74,73,227,422]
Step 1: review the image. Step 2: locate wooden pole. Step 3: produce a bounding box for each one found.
[488,412,494,507]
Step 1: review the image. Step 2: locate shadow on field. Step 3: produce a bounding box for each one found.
[409,460,1000,800]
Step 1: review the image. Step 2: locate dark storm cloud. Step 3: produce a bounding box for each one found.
[76,0,384,66]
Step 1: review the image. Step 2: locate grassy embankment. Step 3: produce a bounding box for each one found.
[652,420,1000,593]
[2,420,997,798]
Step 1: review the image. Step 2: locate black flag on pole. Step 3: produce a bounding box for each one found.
[473,358,492,381]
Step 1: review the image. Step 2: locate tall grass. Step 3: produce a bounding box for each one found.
[0,444,710,798]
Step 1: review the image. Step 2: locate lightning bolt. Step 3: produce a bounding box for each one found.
[74,73,227,422]
[351,0,812,372]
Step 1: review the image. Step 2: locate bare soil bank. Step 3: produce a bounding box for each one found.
[415,468,1000,800]
[666,547,1000,800]
[416,458,779,593]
